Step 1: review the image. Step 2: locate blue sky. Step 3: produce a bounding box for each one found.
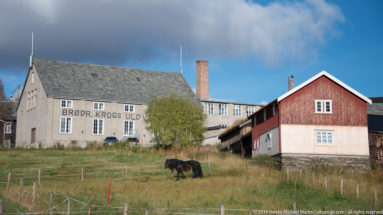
[0,0,382,104]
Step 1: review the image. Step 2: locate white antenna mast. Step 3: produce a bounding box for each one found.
[180,46,183,74]
[29,32,34,67]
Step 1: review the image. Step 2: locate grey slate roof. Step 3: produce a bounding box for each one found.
[33,58,196,104]
[368,103,383,116]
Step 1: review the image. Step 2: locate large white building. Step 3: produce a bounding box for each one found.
[16,58,261,147]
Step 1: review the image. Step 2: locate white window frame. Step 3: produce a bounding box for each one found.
[266,133,272,149]
[219,103,228,116]
[316,130,334,145]
[4,123,11,134]
[93,102,105,110]
[206,102,214,115]
[246,106,255,116]
[93,118,104,135]
[59,117,72,134]
[124,120,134,136]
[124,104,135,113]
[315,100,332,114]
[233,105,242,117]
[61,100,73,108]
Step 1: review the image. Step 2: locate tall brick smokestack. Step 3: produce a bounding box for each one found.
[196,60,209,99]
[288,75,294,91]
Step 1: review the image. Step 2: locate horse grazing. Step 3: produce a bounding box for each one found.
[164,159,183,174]
[165,159,203,180]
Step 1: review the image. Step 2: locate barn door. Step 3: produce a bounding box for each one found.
[31,128,36,144]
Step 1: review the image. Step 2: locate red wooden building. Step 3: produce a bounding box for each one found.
[249,71,372,169]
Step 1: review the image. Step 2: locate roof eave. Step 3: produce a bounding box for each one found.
[277,71,372,104]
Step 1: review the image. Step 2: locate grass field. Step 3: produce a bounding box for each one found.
[0,146,382,214]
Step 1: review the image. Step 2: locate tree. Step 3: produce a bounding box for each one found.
[145,94,206,150]
[0,79,5,101]
[0,78,12,119]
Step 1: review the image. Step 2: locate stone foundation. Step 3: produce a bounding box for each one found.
[276,153,371,170]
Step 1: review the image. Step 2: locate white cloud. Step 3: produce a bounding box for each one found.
[0,0,345,71]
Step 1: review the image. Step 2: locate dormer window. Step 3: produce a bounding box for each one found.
[315,100,332,113]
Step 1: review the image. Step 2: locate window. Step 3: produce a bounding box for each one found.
[266,133,272,149]
[219,103,228,116]
[61,100,73,108]
[93,102,104,110]
[93,119,104,135]
[254,138,260,150]
[263,109,266,121]
[316,130,333,145]
[60,117,72,134]
[315,100,332,113]
[233,105,242,117]
[4,123,11,134]
[272,103,276,116]
[124,104,135,112]
[253,116,257,126]
[246,106,255,116]
[206,102,214,115]
[31,72,34,83]
[124,121,134,136]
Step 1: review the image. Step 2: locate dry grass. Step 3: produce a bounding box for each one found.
[0,147,382,213]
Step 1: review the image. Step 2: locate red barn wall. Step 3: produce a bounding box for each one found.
[279,76,367,126]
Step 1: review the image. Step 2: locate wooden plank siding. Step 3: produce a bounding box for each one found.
[279,76,367,126]
[251,102,279,151]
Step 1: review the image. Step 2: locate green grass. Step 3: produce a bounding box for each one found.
[0,147,382,214]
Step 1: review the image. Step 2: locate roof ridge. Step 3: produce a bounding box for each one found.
[33,58,182,75]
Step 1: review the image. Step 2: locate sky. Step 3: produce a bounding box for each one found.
[0,0,382,105]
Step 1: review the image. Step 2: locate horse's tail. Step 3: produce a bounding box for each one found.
[193,161,203,178]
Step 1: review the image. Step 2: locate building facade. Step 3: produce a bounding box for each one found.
[250,71,371,169]
[16,58,196,147]
[194,60,262,145]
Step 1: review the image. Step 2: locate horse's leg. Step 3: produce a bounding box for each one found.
[176,168,180,181]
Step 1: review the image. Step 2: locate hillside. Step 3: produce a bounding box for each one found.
[0,146,382,214]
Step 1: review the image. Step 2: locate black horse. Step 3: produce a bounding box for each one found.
[164,158,183,174]
[165,159,203,180]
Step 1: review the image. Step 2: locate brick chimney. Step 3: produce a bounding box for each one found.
[288,75,294,91]
[196,60,209,99]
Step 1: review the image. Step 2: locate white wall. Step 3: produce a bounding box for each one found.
[280,124,369,156]
[252,126,280,157]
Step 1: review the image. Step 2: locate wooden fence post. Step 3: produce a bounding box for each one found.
[145,208,149,215]
[340,177,343,196]
[356,183,359,200]
[124,202,128,215]
[88,207,92,215]
[81,166,84,182]
[38,169,41,185]
[125,165,128,181]
[287,168,289,180]
[293,202,297,215]
[32,181,36,204]
[0,201,3,215]
[18,176,23,202]
[220,204,225,215]
[49,192,53,215]
[208,160,211,174]
[375,187,378,205]
[67,197,71,215]
[324,176,327,190]
[299,169,302,181]
[6,171,11,194]
[312,172,315,187]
